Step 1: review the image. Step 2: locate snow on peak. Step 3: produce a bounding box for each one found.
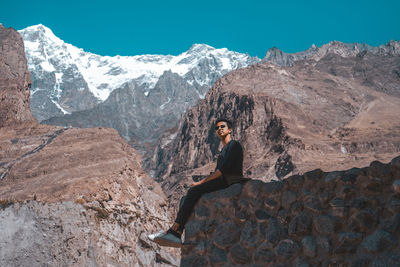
[19,24,257,102]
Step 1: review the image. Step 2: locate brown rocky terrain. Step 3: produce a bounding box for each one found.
[0,24,37,127]
[181,156,400,266]
[153,43,400,208]
[0,25,179,266]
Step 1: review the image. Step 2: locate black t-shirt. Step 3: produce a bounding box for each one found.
[215,140,243,182]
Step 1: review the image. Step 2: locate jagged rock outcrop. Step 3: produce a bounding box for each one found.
[0,24,37,127]
[181,156,400,266]
[263,40,400,67]
[0,25,179,266]
[153,43,400,208]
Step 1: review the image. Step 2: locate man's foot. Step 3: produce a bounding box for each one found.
[148,231,183,248]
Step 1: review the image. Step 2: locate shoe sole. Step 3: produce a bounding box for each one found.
[153,237,183,248]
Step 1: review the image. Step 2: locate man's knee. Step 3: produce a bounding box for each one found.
[187,186,201,197]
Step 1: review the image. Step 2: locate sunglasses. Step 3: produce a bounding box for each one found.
[215,125,226,130]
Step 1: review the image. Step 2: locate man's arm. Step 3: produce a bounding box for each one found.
[191,169,223,187]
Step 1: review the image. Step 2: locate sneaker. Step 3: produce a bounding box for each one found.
[148,231,183,248]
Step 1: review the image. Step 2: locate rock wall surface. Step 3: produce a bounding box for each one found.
[181,156,400,266]
[0,25,179,266]
[0,24,37,127]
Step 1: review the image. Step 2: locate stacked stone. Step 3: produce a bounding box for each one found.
[181,156,400,266]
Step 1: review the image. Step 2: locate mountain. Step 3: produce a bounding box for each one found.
[19,24,259,167]
[0,25,179,266]
[19,24,258,121]
[264,40,400,66]
[152,39,400,207]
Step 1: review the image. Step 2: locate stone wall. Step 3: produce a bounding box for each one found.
[181,156,400,266]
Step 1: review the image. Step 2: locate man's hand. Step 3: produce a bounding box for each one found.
[190,169,223,187]
[191,181,203,187]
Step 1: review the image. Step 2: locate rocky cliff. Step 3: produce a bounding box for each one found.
[181,156,400,266]
[0,25,179,266]
[153,43,400,208]
[0,24,37,127]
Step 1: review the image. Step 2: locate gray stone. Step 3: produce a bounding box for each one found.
[295,258,311,267]
[321,258,347,267]
[393,180,400,194]
[390,199,400,213]
[316,236,331,254]
[371,253,400,267]
[289,212,312,236]
[391,156,400,167]
[254,241,276,263]
[304,169,325,186]
[342,168,361,183]
[180,255,208,267]
[362,229,397,253]
[325,171,344,183]
[301,236,317,258]
[277,208,291,224]
[351,258,371,267]
[335,232,363,253]
[194,240,208,256]
[260,180,284,195]
[241,180,264,198]
[349,209,377,232]
[275,239,300,259]
[255,209,271,221]
[235,209,251,222]
[213,222,241,248]
[350,197,370,210]
[367,161,392,179]
[329,198,348,217]
[265,218,288,245]
[281,190,298,208]
[209,245,227,263]
[264,198,279,211]
[330,198,346,207]
[228,243,251,265]
[240,219,261,248]
[286,174,305,189]
[195,205,210,218]
[314,214,337,235]
[185,220,206,239]
[304,197,323,214]
[203,183,243,200]
[382,214,400,234]
[339,185,357,200]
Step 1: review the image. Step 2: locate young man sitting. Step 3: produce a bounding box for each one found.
[149,118,248,247]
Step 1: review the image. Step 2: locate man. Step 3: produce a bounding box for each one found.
[149,118,248,247]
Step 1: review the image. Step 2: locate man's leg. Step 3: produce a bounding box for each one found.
[174,176,228,231]
[148,177,228,247]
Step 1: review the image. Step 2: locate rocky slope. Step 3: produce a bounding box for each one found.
[153,40,400,207]
[181,156,400,266]
[0,25,179,266]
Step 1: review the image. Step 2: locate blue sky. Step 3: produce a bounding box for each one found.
[1,0,399,58]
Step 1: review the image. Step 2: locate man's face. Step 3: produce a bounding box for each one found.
[215,121,232,138]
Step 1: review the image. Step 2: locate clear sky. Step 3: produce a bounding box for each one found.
[1,0,399,58]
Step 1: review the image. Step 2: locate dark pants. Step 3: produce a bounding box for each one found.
[174,176,228,231]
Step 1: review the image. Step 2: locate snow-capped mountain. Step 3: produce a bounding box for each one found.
[19,24,259,121]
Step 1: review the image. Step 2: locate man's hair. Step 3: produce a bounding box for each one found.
[215,118,233,129]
